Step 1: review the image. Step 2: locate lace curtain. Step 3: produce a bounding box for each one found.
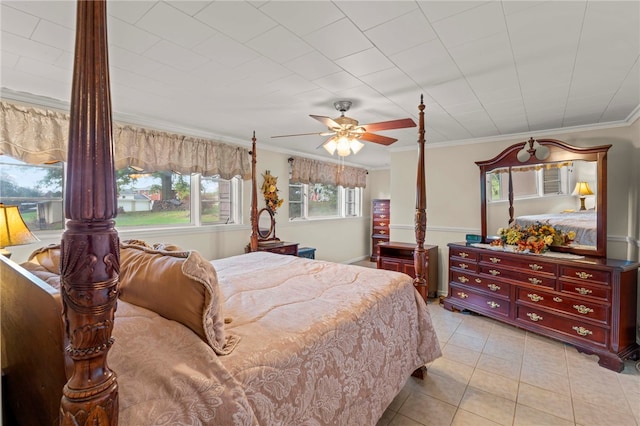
[0,101,251,180]
[289,156,367,188]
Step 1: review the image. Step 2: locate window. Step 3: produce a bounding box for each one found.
[0,156,243,232]
[289,182,362,220]
[487,164,571,202]
[0,157,64,231]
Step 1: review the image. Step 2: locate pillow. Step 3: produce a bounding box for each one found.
[20,260,62,290]
[119,243,238,355]
[27,244,62,275]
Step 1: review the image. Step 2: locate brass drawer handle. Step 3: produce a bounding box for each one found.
[458,276,469,283]
[527,293,544,302]
[489,257,500,263]
[575,287,592,295]
[573,304,594,315]
[487,284,500,292]
[575,271,593,280]
[529,264,543,271]
[379,214,386,218]
[553,297,563,303]
[459,263,468,269]
[379,222,385,226]
[457,292,468,299]
[527,312,543,322]
[528,277,542,285]
[489,269,500,276]
[572,326,593,336]
[475,278,482,283]
[487,301,500,309]
[459,252,469,258]
[379,230,386,234]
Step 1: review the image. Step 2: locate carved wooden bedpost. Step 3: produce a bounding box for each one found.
[60,0,119,424]
[249,132,259,252]
[413,95,428,302]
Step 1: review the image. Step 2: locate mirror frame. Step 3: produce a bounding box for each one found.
[477,138,611,258]
[257,207,278,242]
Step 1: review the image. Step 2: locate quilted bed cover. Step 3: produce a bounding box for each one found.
[111,251,441,425]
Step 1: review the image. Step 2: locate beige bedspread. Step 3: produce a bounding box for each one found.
[111,252,441,425]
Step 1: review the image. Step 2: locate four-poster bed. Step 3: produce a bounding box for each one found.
[0,1,439,424]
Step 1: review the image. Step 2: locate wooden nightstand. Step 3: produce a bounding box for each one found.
[255,241,299,256]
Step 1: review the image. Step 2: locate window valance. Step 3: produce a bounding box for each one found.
[289,156,367,188]
[0,101,251,180]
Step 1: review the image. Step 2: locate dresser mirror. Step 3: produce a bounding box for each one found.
[477,138,611,258]
[257,207,278,241]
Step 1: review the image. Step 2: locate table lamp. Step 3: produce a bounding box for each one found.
[0,203,40,258]
[573,182,594,211]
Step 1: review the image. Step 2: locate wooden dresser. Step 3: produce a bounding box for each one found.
[377,242,439,300]
[443,242,639,371]
[370,199,390,261]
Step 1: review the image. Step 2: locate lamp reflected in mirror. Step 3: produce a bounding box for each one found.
[517,137,550,162]
[0,203,40,258]
[573,181,594,211]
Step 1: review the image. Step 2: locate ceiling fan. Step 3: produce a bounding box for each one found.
[272,100,417,156]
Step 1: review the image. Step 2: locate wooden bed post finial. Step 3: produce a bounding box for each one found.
[60,0,119,424]
[413,96,428,301]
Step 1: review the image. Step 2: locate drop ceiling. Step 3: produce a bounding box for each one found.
[1,1,638,168]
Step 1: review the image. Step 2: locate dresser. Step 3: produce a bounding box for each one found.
[254,241,299,256]
[377,242,438,300]
[443,242,639,372]
[370,199,390,262]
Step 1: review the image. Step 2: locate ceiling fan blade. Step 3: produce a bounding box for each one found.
[271,131,329,138]
[359,132,398,146]
[309,114,341,128]
[361,118,416,132]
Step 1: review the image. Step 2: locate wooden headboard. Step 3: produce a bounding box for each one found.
[0,1,430,424]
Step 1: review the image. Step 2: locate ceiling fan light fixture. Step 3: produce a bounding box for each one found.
[323,139,338,155]
[350,139,364,154]
[336,136,352,156]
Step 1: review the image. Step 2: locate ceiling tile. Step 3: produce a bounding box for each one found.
[143,40,210,72]
[108,1,156,25]
[0,50,19,69]
[304,18,373,60]
[246,26,313,64]
[417,1,488,23]
[284,51,342,81]
[334,1,417,31]
[335,48,394,78]
[108,17,160,55]
[313,70,365,92]
[3,0,75,29]
[110,45,164,76]
[448,32,513,77]
[359,67,423,99]
[364,12,437,57]
[195,1,277,43]
[166,1,209,16]
[136,2,215,48]
[428,79,479,107]
[433,2,506,48]
[1,4,39,38]
[258,1,344,37]
[1,30,63,63]
[31,19,75,52]
[391,39,460,88]
[193,33,258,68]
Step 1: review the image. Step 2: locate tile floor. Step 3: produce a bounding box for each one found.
[355,261,640,426]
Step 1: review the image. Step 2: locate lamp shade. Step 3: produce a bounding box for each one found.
[573,182,594,196]
[0,203,39,252]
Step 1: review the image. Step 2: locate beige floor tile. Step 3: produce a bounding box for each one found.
[441,342,482,367]
[490,321,527,339]
[429,356,475,385]
[455,319,493,340]
[388,413,425,426]
[522,351,568,378]
[406,369,467,406]
[397,392,457,426]
[451,409,502,426]
[572,398,638,426]
[482,340,525,361]
[387,382,411,412]
[459,386,516,425]
[377,408,396,426]
[513,404,575,426]
[476,352,522,381]
[517,383,574,422]
[448,331,487,352]
[520,362,570,394]
[468,368,519,402]
[569,371,633,415]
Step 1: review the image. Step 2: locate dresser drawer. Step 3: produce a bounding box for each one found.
[373,218,389,228]
[450,284,510,317]
[479,265,555,289]
[516,288,609,323]
[560,265,610,285]
[516,305,607,347]
[480,254,557,275]
[450,258,479,273]
[468,275,510,297]
[559,280,610,301]
[449,247,478,262]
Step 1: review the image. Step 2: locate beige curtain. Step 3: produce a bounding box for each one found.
[491,162,573,174]
[290,156,367,188]
[0,101,251,180]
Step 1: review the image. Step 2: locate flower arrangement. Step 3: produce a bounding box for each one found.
[491,221,576,254]
[261,170,284,213]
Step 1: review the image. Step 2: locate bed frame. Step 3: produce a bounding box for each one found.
[0,1,429,424]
